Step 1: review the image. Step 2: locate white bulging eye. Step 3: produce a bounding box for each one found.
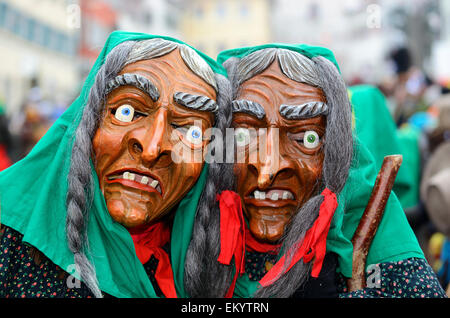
[186,126,203,145]
[115,104,135,122]
[303,131,320,149]
[234,128,250,147]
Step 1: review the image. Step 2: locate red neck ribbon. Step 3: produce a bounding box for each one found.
[128,221,177,298]
[216,190,246,298]
[245,226,282,254]
[259,188,338,287]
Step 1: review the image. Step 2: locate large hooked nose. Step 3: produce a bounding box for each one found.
[128,108,171,167]
[252,127,295,189]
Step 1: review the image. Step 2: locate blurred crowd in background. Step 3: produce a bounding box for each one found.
[0,0,449,295]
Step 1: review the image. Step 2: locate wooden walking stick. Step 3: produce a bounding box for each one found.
[347,155,403,291]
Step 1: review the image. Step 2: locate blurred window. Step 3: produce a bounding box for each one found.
[240,2,249,17]
[42,25,51,48]
[26,18,36,42]
[5,7,19,34]
[217,1,226,18]
[308,2,320,21]
[34,22,44,46]
[195,6,203,18]
[68,34,78,56]
[165,14,177,29]
[60,34,68,54]
[0,3,73,56]
[144,12,152,25]
[51,31,61,52]
[18,11,28,38]
[0,3,7,27]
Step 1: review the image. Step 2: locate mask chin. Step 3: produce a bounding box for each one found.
[248,214,288,244]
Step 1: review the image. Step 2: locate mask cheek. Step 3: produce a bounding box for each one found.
[106,198,125,223]
[92,128,128,179]
[234,163,248,184]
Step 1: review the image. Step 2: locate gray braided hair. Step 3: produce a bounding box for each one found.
[66,38,231,297]
[220,48,353,298]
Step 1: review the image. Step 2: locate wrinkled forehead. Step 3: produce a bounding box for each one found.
[236,59,326,121]
[118,48,217,101]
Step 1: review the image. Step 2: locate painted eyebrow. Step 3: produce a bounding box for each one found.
[279,101,328,120]
[105,73,160,102]
[232,99,266,120]
[173,92,218,113]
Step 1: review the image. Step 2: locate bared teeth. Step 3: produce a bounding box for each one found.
[251,189,294,200]
[150,180,159,188]
[111,171,161,194]
[282,191,294,200]
[122,171,136,181]
[140,176,149,185]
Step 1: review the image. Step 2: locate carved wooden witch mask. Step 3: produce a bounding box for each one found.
[93,45,218,229]
[231,51,328,243]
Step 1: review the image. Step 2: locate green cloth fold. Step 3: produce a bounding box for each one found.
[217,44,424,297]
[349,85,420,209]
[0,31,224,298]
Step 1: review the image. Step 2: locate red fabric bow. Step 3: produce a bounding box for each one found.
[259,188,338,287]
[128,222,177,298]
[216,190,246,298]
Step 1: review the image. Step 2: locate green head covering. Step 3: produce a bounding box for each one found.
[0,31,226,298]
[217,43,340,73]
[349,85,421,210]
[217,44,423,297]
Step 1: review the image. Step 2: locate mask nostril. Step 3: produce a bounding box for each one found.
[132,142,143,154]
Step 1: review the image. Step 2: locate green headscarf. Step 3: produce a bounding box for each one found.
[0,31,226,298]
[217,45,424,297]
[349,85,420,210]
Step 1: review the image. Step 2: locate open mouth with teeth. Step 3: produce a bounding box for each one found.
[244,188,297,208]
[106,170,163,195]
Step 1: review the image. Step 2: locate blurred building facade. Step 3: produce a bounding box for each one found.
[431,0,450,86]
[0,0,80,116]
[110,0,181,38]
[178,0,273,58]
[0,0,448,119]
[271,0,443,84]
[79,0,117,73]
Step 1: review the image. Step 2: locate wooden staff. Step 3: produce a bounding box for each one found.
[347,154,403,292]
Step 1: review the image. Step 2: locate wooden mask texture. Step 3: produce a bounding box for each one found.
[93,49,215,228]
[233,59,326,243]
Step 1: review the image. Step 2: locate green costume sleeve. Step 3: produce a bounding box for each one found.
[0,31,224,298]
